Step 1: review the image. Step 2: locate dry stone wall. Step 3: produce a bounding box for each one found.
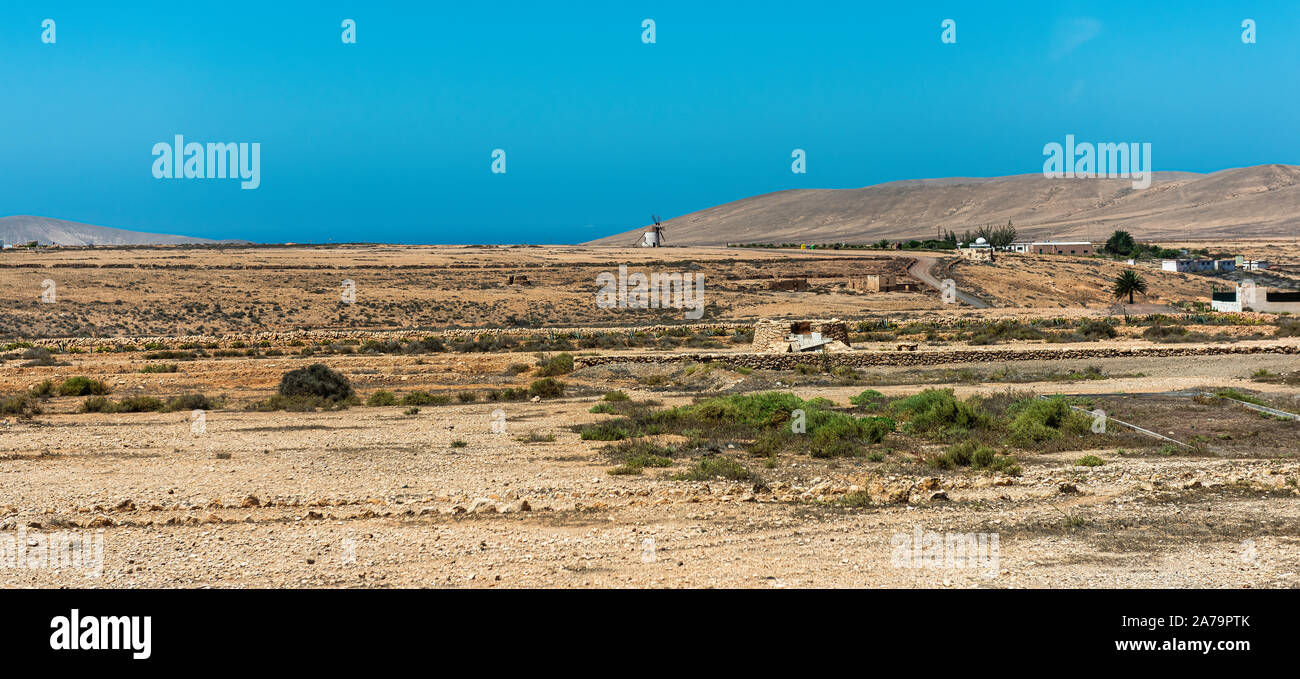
[575,343,1300,370]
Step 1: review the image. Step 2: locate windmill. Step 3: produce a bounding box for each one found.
[636,214,665,247]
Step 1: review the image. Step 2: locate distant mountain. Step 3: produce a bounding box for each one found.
[0,215,240,246]
[586,165,1300,246]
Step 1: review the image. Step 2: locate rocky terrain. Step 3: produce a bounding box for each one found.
[1,245,1297,589]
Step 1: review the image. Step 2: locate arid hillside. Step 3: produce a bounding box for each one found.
[586,165,1300,246]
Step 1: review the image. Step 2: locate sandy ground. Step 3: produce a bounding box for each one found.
[2,350,1297,589]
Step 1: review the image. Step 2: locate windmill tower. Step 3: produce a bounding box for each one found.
[636,215,665,247]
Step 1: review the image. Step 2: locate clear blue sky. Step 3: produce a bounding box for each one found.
[1,1,1297,243]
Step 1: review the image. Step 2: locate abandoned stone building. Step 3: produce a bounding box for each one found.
[752,318,852,353]
[846,274,914,293]
[767,278,810,291]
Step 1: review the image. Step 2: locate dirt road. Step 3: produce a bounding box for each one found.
[907,255,991,308]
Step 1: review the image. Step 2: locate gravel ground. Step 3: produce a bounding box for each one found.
[2,350,1297,589]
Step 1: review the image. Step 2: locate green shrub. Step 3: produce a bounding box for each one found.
[57,376,109,397]
[28,380,54,398]
[450,439,467,448]
[456,391,479,403]
[528,377,566,398]
[81,396,112,413]
[888,389,991,438]
[252,394,352,412]
[749,430,790,457]
[929,440,1021,475]
[807,414,895,458]
[849,389,887,410]
[366,390,398,406]
[1006,397,1090,445]
[400,391,451,406]
[277,364,353,402]
[580,420,637,441]
[1076,455,1105,467]
[0,394,42,418]
[674,456,756,482]
[140,363,179,373]
[535,353,575,377]
[603,390,630,402]
[604,441,675,475]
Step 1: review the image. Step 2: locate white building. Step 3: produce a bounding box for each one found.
[1211,284,1300,313]
[1162,259,1216,273]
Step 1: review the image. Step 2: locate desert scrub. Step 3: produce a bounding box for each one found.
[849,389,887,411]
[1211,388,1266,406]
[534,352,575,377]
[808,414,895,458]
[81,393,215,414]
[450,439,468,448]
[887,389,992,439]
[456,391,479,403]
[602,390,630,402]
[1076,455,1105,467]
[515,433,555,443]
[0,394,42,419]
[580,420,638,441]
[485,388,528,402]
[404,407,420,415]
[604,440,675,475]
[527,377,566,398]
[929,441,1021,475]
[577,391,892,458]
[831,365,860,381]
[400,391,452,406]
[278,364,353,402]
[366,390,398,407]
[674,456,756,482]
[28,380,54,398]
[1005,397,1090,445]
[140,363,179,373]
[57,376,110,397]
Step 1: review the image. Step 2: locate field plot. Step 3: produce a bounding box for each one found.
[1,245,1298,588]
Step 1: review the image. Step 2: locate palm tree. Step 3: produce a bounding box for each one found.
[1112,270,1148,304]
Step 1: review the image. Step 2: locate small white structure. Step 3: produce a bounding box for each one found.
[1162,259,1216,273]
[958,237,994,262]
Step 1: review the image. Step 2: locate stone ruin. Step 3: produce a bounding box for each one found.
[752,318,852,353]
[767,278,809,291]
[846,274,915,293]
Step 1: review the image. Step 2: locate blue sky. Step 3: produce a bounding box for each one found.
[1,1,1297,243]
